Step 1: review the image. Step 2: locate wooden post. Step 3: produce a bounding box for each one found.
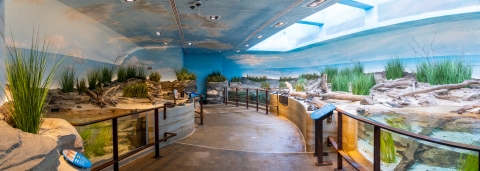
[374,125,381,171]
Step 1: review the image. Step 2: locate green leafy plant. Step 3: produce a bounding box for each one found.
[98,66,114,83]
[331,74,351,92]
[82,124,112,158]
[323,66,338,83]
[137,67,147,80]
[116,66,127,82]
[351,74,376,95]
[60,66,75,93]
[261,81,270,89]
[175,68,197,81]
[246,75,267,82]
[380,130,396,163]
[279,76,293,82]
[149,71,161,82]
[123,83,149,98]
[299,73,320,80]
[2,29,63,134]
[87,69,99,90]
[279,82,287,88]
[75,78,88,95]
[294,77,306,92]
[230,76,242,82]
[385,57,405,80]
[206,71,227,82]
[457,140,479,171]
[416,59,472,85]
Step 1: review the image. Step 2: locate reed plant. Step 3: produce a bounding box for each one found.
[75,78,88,95]
[149,71,161,82]
[87,69,99,90]
[331,74,351,92]
[175,68,197,81]
[98,66,114,83]
[126,66,137,80]
[416,59,472,85]
[116,66,127,82]
[323,66,338,83]
[60,66,75,93]
[230,76,242,82]
[123,83,149,98]
[2,30,63,134]
[137,67,147,80]
[206,71,227,82]
[261,81,270,89]
[385,58,405,80]
[299,73,320,80]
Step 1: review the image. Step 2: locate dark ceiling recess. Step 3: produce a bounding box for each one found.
[57,0,335,53]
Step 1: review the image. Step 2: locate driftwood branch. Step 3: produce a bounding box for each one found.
[371,80,412,90]
[392,80,480,97]
[320,74,328,93]
[147,93,156,105]
[457,102,480,114]
[85,84,121,107]
[315,92,368,101]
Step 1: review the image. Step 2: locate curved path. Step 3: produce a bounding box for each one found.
[122,105,339,171]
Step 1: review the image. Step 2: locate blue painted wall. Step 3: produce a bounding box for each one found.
[184,53,223,96]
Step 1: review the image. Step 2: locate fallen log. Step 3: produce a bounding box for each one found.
[85,84,120,107]
[394,140,420,171]
[457,102,480,114]
[147,92,156,105]
[392,80,480,97]
[315,92,368,101]
[371,80,413,90]
[311,98,327,108]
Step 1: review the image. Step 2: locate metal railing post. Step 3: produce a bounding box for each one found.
[337,111,343,170]
[200,95,204,125]
[374,125,381,171]
[246,89,249,109]
[236,88,238,107]
[112,118,119,171]
[163,106,167,120]
[315,118,323,165]
[265,90,269,114]
[153,108,161,159]
[225,87,228,105]
[256,89,259,111]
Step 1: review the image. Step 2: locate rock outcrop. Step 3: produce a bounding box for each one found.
[206,81,228,104]
[39,118,84,152]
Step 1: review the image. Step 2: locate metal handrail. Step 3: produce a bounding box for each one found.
[68,97,203,171]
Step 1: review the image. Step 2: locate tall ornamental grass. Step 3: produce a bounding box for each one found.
[116,66,127,82]
[2,30,63,134]
[351,74,376,95]
[87,69,99,90]
[416,59,472,85]
[60,66,75,93]
[98,66,113,83]
[385,58,405,80]
[323,66,338,83]
[331,63,375,95]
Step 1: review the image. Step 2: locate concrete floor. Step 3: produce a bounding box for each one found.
[121,105,343,171]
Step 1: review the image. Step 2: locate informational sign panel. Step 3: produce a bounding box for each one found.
[310,103,336,120]
[62,149,92,169]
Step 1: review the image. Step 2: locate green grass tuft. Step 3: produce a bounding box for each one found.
[279,76,294,82]
[75,78,88,95]
[385,57,405,80]
[323,66,338,83]
[299,73,320,80]
[351,74,376,95]
[137,67,147,80]
[416,59,472,85]
[116,67,127,82]
[149,71,161,82]
[380,130,396,163]
[60,66,75,93]
[98,66,114,83]
[126,66,137,80]
[87,69,99,90]
[246,75,267,82]
[295,76,306,92]
[2,29,64,134]
[457,140,479,171]
[331,74,351,92]
[206,71,227,82]
[175,68,197,81]
[331,63,375,95]
[261,81,270,89]
[230,76,242,82]
[123,83,149,98]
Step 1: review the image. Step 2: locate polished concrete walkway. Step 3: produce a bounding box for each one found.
[121,105,340,171]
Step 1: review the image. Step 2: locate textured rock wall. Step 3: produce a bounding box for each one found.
[206,81,228,104]
[269,95,338,152]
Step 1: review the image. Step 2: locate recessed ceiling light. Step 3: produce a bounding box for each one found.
[209,16,219,20]
[125,0,136,2]
[155,31,162,36]
[274,22,285,28]
[236,50,240,52]
[307,0,326,7]
[164,42,169,45]
[256,35,263,39]
[245,44,249,47]
[188,42,193,45]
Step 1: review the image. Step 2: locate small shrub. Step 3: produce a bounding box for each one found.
[98,66,114,83]
[246,75,267,82]
[60,66,75,93]
[116,67,127,82]
[261,81,270,89]
[279,76,293,82]
[206,71,227,82]
[295,77,306,92]
[385,57,405,80]
[351,74,376,95]
[323,66,338,83]
[230,76,242,82]
[299,73,320,80]
[137,67,147,80]
[123,83,149,98]
[75,78,88,95]
[416,59,472,85]
[175,68,197,81]
[86,69,99,90]
[149,71,161,82]
[279,82,287,88]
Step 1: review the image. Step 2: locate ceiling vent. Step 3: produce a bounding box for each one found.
[303,0,326,8]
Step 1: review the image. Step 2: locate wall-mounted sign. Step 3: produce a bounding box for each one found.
[310,103,336,120]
